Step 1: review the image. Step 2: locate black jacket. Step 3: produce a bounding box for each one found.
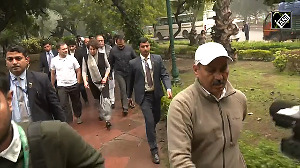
[39,50,58,78]
[8,71,66,122]
[128,54,172,105]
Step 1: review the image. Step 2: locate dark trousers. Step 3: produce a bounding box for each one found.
[115,73,129,110]
[79,83,88,102]
[57,83,82,122]
[140,92,161,154]
[245,32,249,41]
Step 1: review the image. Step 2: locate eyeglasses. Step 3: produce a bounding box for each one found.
[6,56,24,62]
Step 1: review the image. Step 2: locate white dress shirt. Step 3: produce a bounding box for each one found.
[50,54,80,87]
[140,54,154,91]
[9,70,31,122]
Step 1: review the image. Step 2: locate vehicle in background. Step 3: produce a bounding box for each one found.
[263,1,300,41]
[203,10,216,31]
[143,26,154,37]
[154,13,204,40]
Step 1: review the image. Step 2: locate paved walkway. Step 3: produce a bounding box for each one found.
[70,89,168,168]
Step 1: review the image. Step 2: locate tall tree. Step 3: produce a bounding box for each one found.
[82,0,121,36]
[230,0,269,22]
[212,0,238,57]
[0,0,49,32]
[94,0,165,48]
[48,0,82,37]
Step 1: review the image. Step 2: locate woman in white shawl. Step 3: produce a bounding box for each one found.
[82,39,112,129]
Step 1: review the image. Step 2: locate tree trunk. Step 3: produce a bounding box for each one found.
[212,0,238,58]
[188,9,200,46]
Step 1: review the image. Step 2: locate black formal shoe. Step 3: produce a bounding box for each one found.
[111,104,115,109]
[106,121,112,130]
[123,109,128,116]
[151,153,160,164]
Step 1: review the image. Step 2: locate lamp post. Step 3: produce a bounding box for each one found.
[166,0,180,85]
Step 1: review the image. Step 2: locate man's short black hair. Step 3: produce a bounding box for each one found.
[0,72,9,95]
[56,41,66,50]
[6,45,28,57]
[66,39,76,46]
[115,35,125,41]
[41,40,51,47]
[139,37,149,45]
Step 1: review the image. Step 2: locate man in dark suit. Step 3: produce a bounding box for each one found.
[128,37,172,164]
[40,41,58,79]
[6,45,66,122]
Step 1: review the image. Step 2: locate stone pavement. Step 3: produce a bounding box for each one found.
[70,89,168,168]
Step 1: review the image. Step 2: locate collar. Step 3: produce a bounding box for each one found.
[201,85,226,101]
[195,78,235,102]
[0,121,22,162]
[98,47,105,53]
[140,54,151,61]
[58,54,69,60]
[10,70,27,81]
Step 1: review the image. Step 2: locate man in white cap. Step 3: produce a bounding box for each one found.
[167,42,247,168]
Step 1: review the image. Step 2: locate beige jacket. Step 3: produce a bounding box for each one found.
[167,79,247,168]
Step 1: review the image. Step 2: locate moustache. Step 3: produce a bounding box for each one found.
[213,80,225,86]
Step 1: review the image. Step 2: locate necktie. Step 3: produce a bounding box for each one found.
[48,52,53,69]
[145,58,153,88]
[16,77,31,122]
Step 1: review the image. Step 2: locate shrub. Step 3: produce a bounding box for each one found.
[273,50,300,73]
[238,50,274,61]
[161,86,182,120]
[282,50,300,74]
[21,38,42,54]
[272,51,288,72]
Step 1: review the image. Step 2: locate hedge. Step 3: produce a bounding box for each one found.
[237,50,274,61]
[232,41,300,50]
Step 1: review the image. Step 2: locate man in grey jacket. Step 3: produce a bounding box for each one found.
[109,35,136,116]
[167,42,247,168]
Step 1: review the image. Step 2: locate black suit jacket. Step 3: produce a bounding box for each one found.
[74,46,88,68]
[128,54,172,105]
[40,50,58,78]
[9,71,66,122]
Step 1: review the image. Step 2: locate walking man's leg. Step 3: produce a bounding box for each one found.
[68,84,83,124]
[109,71,115,108]
[140,92,160,164]
[57,86,73,123]
[80,83,88,104]
[115,73,128,115]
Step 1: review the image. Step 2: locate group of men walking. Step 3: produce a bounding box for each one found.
[3,34,173,164]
